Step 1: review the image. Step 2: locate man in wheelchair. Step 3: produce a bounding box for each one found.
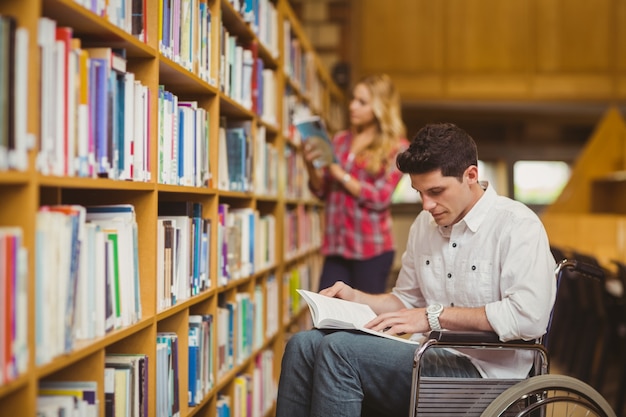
[275,122,557,417]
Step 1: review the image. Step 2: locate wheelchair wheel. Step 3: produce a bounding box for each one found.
[480,374,616,417]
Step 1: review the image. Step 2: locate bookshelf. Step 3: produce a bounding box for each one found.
[0,0,345,416]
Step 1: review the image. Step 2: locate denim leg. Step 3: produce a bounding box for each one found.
[276,330,481,417]
[310,331,417,417]
[276,329,326,417]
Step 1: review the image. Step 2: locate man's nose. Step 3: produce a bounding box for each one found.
[421,195,436,210]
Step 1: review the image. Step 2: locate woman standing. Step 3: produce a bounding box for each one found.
[303,73,408,293]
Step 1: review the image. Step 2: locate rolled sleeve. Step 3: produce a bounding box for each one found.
[485,219,557,341]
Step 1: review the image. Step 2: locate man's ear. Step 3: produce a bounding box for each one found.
[465,165,479,184]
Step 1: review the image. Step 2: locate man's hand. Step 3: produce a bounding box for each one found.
[319,281,358,303]
[364,308,430,336]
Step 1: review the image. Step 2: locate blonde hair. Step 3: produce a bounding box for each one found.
[355,74,406,174]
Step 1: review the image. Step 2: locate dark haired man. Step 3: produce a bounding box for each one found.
[276,122,557,417]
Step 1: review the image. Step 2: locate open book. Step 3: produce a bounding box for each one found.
[293,115,336,168]
[297,289,419,344]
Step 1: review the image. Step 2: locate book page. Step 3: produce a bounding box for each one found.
[297,289,376,328]
[297,289,420,345]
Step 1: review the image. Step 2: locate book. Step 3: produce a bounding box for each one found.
[293,115,336,168]
[38,380,98,414]
[296,289,419,344]
[106,353,149,417]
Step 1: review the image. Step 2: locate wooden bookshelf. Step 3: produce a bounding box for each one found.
[0,0,345,416]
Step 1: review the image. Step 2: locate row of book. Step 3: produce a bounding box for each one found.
[283,260,321,323]
[37,380,99,417]
[284,206,322,260]
[157,201,212,311]
[35,313,213,416]
[265,276,280,337]
[252,125,280,196]
[218,119,252,192]
[105,353,149,417]
[283,140,312,200]
[38,18,151,180]
[0,15,30,172]
[0,228,28,385]
[217,119,280,194]
[227,0,279,58]
[220,30,278,118]
[216,349,276,417]
[72,0,147,43]
[219,0,279,109]
[36,353,148,417]
[31,200,282,369]
[282,19,323,111]
[157,332,181,417]
[35,204,142,365]
[157,83,280,191]
[188,314,214,406]
[216,204,276,286]
[216,280,278,380]
[159,0,214,84]
[157,87,212,187]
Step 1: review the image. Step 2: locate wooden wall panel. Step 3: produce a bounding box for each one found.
[445,0,531,72]
[535,0,612,72]
[616,0,626,71]
[354,0,624,101]
[357,0,444,74]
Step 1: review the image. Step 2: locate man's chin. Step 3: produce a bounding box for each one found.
[431,213,449,225]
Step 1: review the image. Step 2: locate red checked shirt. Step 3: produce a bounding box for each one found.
[311,130,409,260]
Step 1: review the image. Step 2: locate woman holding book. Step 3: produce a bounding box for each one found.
[302,73,408,294]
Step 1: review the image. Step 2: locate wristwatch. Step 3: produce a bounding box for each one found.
[426,304,444,331]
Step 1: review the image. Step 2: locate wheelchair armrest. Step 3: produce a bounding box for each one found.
[427,330,538,345]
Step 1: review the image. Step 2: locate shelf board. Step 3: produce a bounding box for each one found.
[42,0,155,58]
[159,56,219,96]
[37,175,155,191]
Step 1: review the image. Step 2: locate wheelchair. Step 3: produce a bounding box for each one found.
[409,258,617,417]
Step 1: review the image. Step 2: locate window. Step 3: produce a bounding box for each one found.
[513,161,570,205]
[477,160,504,194]
[392,174,421,204]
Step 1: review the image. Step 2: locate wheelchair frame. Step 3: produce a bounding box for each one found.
[408,259,617,417]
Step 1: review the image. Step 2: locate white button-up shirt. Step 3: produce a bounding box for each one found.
[392,184,557,378]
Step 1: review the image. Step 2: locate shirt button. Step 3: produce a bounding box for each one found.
[447,273,452,278]
[426,260,430,265]
[452,243,457,248]
[472,265,476,271]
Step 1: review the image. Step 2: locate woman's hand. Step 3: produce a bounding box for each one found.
[302,141,321,165]
[364,307,429,335]
[303,139,335,168]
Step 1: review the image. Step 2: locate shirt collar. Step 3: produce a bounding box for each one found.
[462,181,497,232]
[434,181,496,234]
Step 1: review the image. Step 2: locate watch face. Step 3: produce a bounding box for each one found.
[427,304,443,314]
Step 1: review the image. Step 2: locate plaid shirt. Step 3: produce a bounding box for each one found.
[312,130,409,260]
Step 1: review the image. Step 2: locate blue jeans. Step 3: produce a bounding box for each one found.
[276,329,481,417]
